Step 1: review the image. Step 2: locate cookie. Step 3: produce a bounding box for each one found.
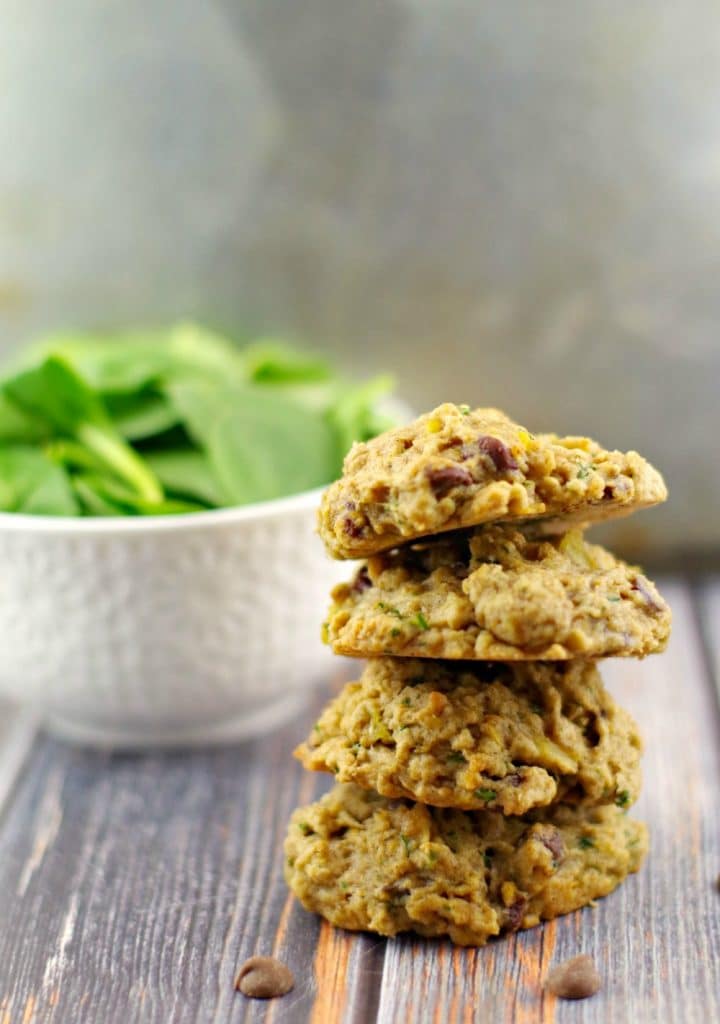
[285,783,647,946]
[318,404,667,559]
[326,526,670,660]
[296,658,641,814]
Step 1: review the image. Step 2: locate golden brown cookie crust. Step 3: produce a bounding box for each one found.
[285,783,647,946]
[296,658,642,814]
[318,404,667,559]
[326,526,671,661]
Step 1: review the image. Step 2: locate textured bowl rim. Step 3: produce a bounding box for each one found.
[0,485,327,535]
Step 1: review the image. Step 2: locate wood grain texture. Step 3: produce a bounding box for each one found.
[0,580,718,1023]
[697,576,720,696]
[0,679,339,1024]
[0,703,37,821]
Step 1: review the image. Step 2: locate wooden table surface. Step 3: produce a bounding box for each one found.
[1,575,719,1024]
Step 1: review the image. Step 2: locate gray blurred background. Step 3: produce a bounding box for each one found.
[1,0,718,561]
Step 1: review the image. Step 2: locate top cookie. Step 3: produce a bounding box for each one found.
[318,404,667,558]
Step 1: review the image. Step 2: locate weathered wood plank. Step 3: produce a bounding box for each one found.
[371,580,720,1024]
[697,575,720,695]
[0,702,38,819]
[0,679,343,1024]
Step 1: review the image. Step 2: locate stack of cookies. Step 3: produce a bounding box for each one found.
[285,404,670,946]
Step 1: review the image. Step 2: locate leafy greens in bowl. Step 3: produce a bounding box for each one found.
[0,324,395,517]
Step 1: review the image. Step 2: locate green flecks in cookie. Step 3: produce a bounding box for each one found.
[475,789,497,804]
[447,751,468,765]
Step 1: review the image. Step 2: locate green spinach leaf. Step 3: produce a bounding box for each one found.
[72,476,128,516]
[243,339,332,383]
[4,356,164,503]
[0,445,79,515]
[0,393,50,443]
[144,449,224,506]
[209,400,336,504]
[105,392,180,441]
[0,326,397,516]
[15,331,173,394]
[166,380,337,504]
[72,472,205,516]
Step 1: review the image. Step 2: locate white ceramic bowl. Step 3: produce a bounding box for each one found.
[0,490,350,748]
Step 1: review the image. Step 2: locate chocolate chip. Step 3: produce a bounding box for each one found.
[235,956,295,999]
[631,574,664,613]
[425,464,473,497]
[343,517,363,538]
[471,661,512,684]
[477,435,518,472]
[537,826,565,863]
[545,955,601,1000]
[505,897,527,932]
[351,566,372,593]
[584,714,602,748]
[382,880,408,898]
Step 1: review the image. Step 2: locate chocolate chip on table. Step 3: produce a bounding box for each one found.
[477,435,519,472]
[425,464,473,497]
[545,954,601,1000]
[235,956,295,999]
